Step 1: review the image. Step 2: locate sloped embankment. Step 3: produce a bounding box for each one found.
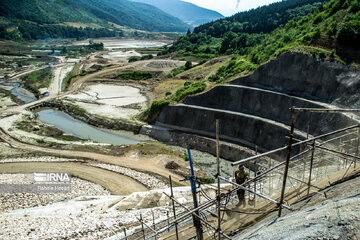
[153,52,360,154]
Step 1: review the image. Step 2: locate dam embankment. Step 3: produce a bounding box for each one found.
[152,53,360,158]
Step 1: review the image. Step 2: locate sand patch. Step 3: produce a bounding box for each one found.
[66,83,148,119]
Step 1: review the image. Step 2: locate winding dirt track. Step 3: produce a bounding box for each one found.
[0,127,184,184]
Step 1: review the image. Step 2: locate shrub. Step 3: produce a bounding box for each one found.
[114,71,153,80]
[140,100,170,123]
[128,56,140,63]
[172,81,206,101]
[141,54,154,60]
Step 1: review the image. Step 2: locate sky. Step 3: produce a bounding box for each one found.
[182,0,281,16]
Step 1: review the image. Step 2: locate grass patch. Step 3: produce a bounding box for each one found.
[21,67,52,97]
[208,57,258,83]
[113,71,153,80]
[172,81,206,102]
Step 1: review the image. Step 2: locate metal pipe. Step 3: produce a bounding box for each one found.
[169,176,179,240]
[167,211,170,232]
[218,176,293,211]
[279,108,296,217]
[136,215,158,235]
[140,214,145,240]
[356,128,359,168]
[216,119,221,240]
[152,211,157,240]
[307,141,316,195]
[187,148,203,240]
[313,144,360,161]
[232,125,359,166]
[163,192,231,240]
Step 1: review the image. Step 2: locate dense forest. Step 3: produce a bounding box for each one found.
[0,21,122,40]
[0,0,190,40]
[162,0,359,84]
[160,0,328,55]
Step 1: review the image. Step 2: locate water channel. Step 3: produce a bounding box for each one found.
[36,109,139,145]
[0,82,36,102]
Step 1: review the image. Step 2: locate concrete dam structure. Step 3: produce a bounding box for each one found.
[154,52,360,156]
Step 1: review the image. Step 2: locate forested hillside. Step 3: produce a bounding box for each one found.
[0,0,190,40]
[130,0,223,26]
[162,0,359,85]
[161,0,328,55]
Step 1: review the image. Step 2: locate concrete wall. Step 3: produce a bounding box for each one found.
[156,104,305,151]
[231,52,360,108]
[185,85,357,136]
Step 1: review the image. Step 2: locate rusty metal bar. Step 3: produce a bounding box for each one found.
[307,141,316,195]
[140,214,145,240]
[356,128,359,168]
[162,192,231,240]
[232,125,359,166]
[292,108,360,113]
[218,176,293,211]
[169,176,179,240]
[136,214,157,235]
[152,211,157,240]
[314,144,360,161]
[278,108,296,217]
[166,211,170,232]
[270,168,322,191]
[216,119,221,240]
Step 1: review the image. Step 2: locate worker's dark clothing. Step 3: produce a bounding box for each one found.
[235,169,249,205]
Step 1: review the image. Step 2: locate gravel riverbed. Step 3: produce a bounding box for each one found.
[0,174,110,213]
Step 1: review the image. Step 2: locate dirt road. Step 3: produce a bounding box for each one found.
[0,162,147,195]
[0,127,185,184]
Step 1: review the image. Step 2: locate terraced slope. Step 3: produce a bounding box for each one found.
[155,52,360,153]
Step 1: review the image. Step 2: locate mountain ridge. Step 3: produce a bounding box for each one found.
[0,0,190,40]
[130,0,224,27]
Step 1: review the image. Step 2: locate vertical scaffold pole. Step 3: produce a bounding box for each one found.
[278,108,296,217]
[254,146,258,206]
[355,128,359,169]
[152,210,157,240]
[187,148,204,240]
[216,119,221,239]
[140,214,145,240]
[169,176,179,240]
[307,141,316,195]
[166,211,170,232]
[123,228,127,240]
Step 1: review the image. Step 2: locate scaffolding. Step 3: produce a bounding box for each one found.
[118,108,360,240]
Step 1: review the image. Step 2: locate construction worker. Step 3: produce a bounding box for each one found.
[234,165,249,206]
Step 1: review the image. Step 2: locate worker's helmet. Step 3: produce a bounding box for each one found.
[239,165,244,170]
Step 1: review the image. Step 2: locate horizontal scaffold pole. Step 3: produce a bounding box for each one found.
[232,125,360,166]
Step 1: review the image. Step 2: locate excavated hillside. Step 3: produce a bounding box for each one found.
[153,52,360,155]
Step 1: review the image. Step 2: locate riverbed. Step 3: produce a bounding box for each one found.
[0,81,36,102]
